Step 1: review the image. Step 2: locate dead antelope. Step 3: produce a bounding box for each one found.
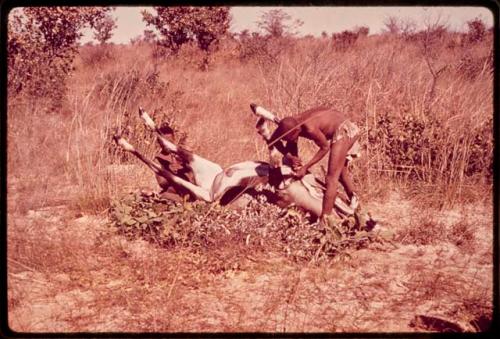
[114,108,272,206]
[113,107,357,218]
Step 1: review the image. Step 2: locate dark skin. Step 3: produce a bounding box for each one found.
[269,107,359,218]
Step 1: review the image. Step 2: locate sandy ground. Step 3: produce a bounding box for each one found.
[7,187,493,333]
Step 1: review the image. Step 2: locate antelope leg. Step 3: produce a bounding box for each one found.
[250,103,280,124]
[138,107,223,189]
[114,135,213,202]
[113,135,163,175]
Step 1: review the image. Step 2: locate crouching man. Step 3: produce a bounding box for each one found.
[266,106,361,222]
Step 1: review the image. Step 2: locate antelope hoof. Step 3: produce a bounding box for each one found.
[251,104,280,124]
[139,107,156,130]
[114,135,135,152]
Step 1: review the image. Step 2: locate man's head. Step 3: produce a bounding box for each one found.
[269,117,300,145]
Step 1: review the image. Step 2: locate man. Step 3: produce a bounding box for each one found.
[267,106,361,220]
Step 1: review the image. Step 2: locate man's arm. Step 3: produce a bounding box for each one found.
[295,129,330,177]
[270,140,302,168]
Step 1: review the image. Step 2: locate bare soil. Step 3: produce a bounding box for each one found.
[7,183,493,333]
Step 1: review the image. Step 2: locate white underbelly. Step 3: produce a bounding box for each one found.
[190,154,223,192]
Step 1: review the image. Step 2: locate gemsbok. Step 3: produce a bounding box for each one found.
[113,106,374,225]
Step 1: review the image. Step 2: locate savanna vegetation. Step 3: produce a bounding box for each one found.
[6,6,494,333]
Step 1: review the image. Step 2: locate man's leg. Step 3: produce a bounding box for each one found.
[339,161,361,209]
[339,163,355,199]
[339,134,360,208]
[321,138,351,217]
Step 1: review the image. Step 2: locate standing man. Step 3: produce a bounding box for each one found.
[265,106,361,220]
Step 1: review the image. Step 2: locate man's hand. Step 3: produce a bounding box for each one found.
[294,166,308,178]
[286,154,302,170]
[270,148,282,168]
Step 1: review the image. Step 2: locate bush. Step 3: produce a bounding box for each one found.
[237,32,293,67]
[466,18,487,43]
[142,7,230,54]
[369,112,439,179]
[79,43,115,66]
[456,52,493,80]
[332,30,359,50]
[354,26,370,37]
[368,111,492,182]
[8,7,114,108]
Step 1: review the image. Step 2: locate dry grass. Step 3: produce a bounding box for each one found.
[395,208,477,252]
[8,34,492,214]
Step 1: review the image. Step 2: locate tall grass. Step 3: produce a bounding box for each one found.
[7,33,493,214]
[251,34,491,205]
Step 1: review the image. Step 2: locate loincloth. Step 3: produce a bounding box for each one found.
[332,120,361,162]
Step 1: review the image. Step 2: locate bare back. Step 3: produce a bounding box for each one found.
[295,107,347,140]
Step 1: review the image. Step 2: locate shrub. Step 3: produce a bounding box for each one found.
[79,43,115,66]
[353,26,369,37]
[332,30,358,51]
[466,17,487,43]
[142,7,230,54]
[368,111,492,182]
[456,52,493,80]
[368,112,435,178]
[7,7,114,108]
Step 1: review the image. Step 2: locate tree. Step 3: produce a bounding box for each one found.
[383,16,400,34]
[466,17,487,43]
[383,16,417,37]
[419,13,449,53]
[418,14,449,107]
[93,14,117,44]
[332,30,359,50]
[400,18,417,37]
[141,7,230,53]
[256,9,303,38]
[353,26,369,37]
[237,29,250,41]
[8,7,114,103]
[143,29,157,43]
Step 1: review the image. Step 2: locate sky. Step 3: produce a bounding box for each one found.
[82,6,494,44]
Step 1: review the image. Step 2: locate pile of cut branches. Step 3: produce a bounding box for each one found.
[109,191,390,265]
